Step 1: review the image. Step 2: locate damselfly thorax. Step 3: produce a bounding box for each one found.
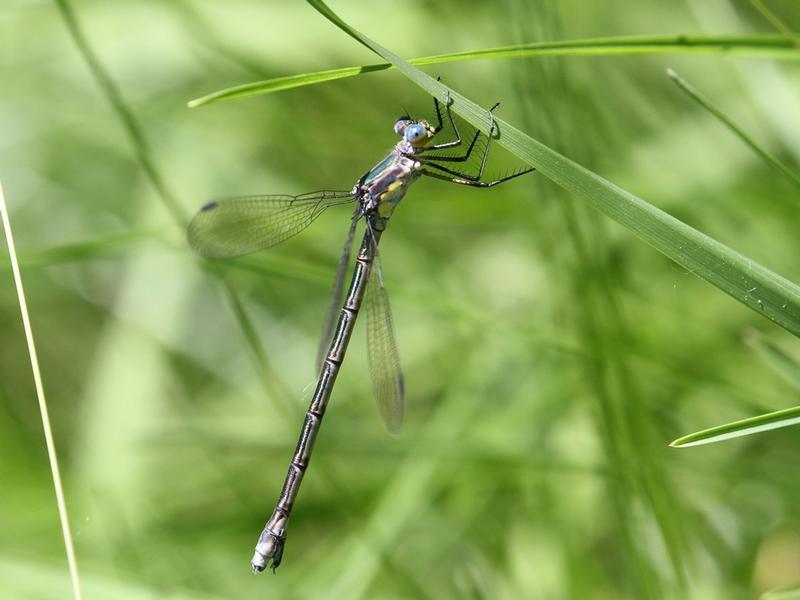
[356,118,434,220]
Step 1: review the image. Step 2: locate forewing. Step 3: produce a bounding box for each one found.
[187,191,354,258]
[365,255,405,433]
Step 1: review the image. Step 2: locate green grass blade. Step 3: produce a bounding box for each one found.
[670,405,800,447]
[667,68,800,189]
[307,0,800,337]
[188,33,800,107]
[188,64,386,107]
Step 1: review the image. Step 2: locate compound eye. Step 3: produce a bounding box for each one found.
[394,116,411,135]
[404,123,427,144]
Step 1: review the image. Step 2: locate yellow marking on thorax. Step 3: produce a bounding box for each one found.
[378,181,405,217]
[386,181,403,194]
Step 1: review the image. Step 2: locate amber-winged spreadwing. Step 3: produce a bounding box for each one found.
[187,90,534,572]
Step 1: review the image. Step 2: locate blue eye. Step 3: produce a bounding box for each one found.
[394,117,411,135]
[405,124,426,143]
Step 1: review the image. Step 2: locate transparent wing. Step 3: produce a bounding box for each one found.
[317,215,359,369]
[187,190,355,258]
[365,253,405,434]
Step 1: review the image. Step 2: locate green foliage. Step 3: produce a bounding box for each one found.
[671,404,800,447]
[2,0,800,598]
[668,67,800,189]
[188,33,800,107]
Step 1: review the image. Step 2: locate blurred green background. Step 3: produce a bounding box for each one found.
[2,0,800,598]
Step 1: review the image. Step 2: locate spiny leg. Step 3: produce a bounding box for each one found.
[429,78,455,142]
[420,103,502,180]
[420,100,502,164]
[419,126,481,163]
[431,79,447,134]
[419,165,535,188]
[427,78,482,155]
[427,86,465,151]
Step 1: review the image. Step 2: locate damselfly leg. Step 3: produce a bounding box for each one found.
[418,100,535,186]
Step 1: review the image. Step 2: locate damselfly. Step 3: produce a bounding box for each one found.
[187,91,533,572]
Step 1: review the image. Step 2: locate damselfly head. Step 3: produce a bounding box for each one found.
[394,117,434,147]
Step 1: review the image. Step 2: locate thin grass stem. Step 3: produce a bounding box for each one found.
[188,33,800,107]
[749,0,800,47]
[53,0,186,225]
[667,68,800,191]
[0,181,82,600]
